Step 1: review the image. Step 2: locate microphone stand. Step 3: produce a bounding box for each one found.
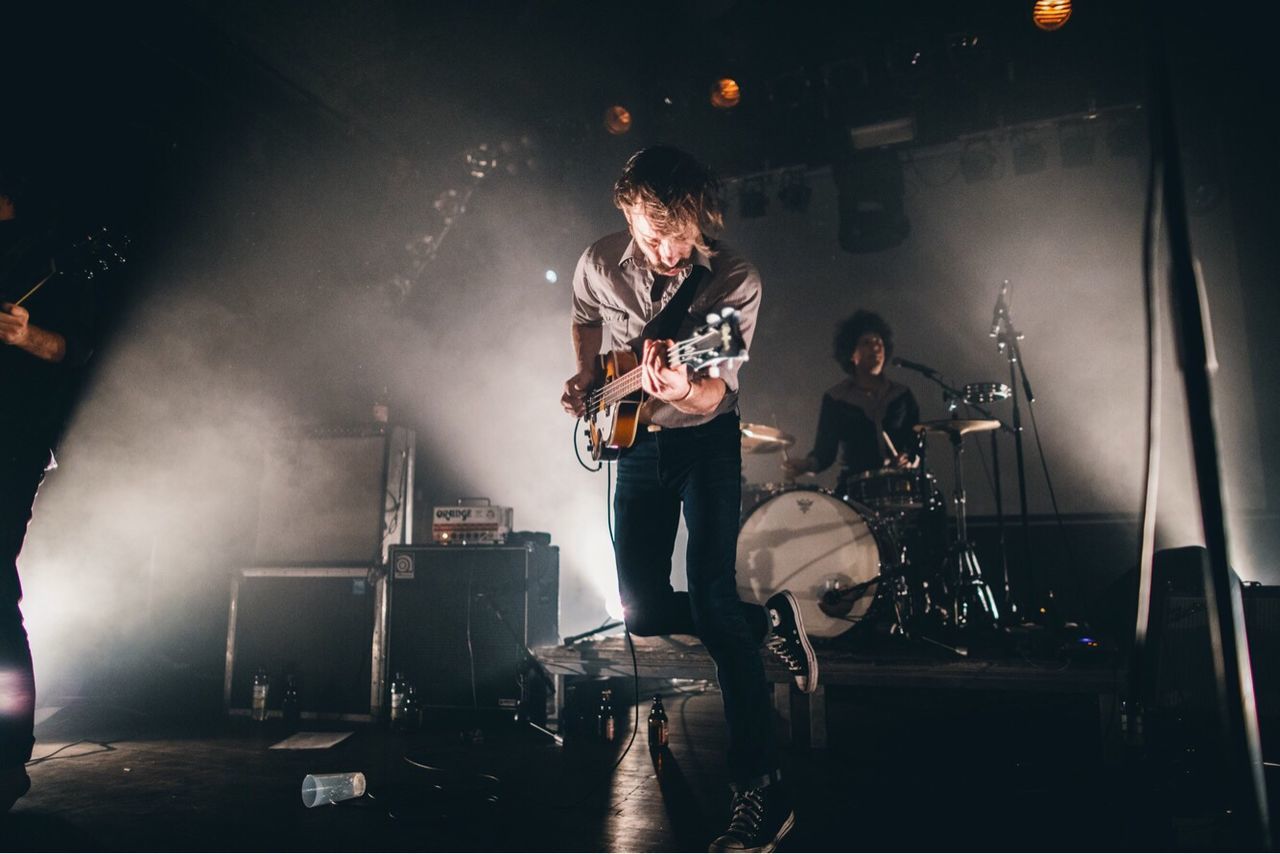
[473,590,562,744]
[994,306,1037,623]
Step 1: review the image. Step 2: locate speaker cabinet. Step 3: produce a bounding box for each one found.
[252,425,414,565]
[387,544,559,713]
[224,566,386,720]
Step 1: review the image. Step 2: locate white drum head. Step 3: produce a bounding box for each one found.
[736,487,883,639]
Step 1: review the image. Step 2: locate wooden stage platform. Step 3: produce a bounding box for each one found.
[536,632,1126,749]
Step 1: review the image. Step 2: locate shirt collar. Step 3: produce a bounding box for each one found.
[619,238,714,274]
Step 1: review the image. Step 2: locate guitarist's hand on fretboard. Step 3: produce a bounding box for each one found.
[640,338,691,401]
[641,338,726,415]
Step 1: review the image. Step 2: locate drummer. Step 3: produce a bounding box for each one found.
[782,309,921,495]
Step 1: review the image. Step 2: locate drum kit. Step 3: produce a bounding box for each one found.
[734,384,1014,646]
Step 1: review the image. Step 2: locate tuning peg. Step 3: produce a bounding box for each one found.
[708,366,721,379]
[705,311,721,325]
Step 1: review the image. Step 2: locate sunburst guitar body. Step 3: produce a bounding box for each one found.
[581,308,748,461]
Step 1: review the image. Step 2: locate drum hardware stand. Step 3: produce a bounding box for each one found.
[902,367,1013,626]
[991,280,1038,621]
[940,422,1001,629]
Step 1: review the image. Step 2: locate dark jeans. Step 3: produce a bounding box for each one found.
[613,412,776,787]
[1,438,46,769]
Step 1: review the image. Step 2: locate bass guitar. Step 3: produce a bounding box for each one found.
[582,307,748,460]
[3,226,129,307]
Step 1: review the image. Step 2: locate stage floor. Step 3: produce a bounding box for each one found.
[5,675,1273,851]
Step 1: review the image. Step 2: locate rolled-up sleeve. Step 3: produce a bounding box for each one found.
[570,247,603,327]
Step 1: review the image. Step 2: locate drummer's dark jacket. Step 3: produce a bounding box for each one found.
[805,377,920,477]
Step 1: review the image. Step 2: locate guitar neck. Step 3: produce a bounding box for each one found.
[594,346,697,409]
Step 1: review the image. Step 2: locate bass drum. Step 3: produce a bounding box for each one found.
[736,486,890,639]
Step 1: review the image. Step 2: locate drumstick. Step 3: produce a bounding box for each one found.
[771,405,792,464]
[881,430,899,459]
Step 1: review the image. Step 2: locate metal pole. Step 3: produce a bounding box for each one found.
[1149,10,1270,846]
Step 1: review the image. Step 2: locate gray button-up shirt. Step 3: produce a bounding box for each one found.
[571,230,762,429]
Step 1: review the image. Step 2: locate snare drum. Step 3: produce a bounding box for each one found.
[840,467,924,512]
[736,486,892,639]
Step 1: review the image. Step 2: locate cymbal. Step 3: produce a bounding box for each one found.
[741,423,795,454]
[913,418,1001,436]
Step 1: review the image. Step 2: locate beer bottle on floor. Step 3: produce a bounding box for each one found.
[282,675,301,730]
[598,688,616,741]
[390,671,406,729]
[252,668,270,722]
[403,683,423,732]
[648,695,668,752]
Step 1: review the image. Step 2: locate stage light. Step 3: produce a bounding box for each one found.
[777,169,812,212]
[1107,115,1144,158]
[605,591,624,621]
[465,143,497,179]
[1032,0,1072,31]
[833,147,910,253]
[544,269,558,284]
[710,78,741,109]
[849,117,915,151]
[1058,120,1095,168]
[604,105,633,135]
[1011,134,1047,175]
[960,141,999,182]
[739,177,769,218]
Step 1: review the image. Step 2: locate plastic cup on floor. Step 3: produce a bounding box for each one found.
[300,772,367,808]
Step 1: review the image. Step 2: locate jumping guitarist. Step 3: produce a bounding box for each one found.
[559,146,817,854]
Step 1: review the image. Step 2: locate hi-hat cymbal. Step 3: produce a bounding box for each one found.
[741,423,795,454]
[913,418,1002,437]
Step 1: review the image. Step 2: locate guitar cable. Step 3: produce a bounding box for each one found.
[573,416,604,472]
[532,454,642,814]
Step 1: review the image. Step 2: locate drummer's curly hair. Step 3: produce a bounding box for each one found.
[834,310,895,374]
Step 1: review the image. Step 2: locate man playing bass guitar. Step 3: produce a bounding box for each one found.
[1,168,100,813]
[560,146,816,853]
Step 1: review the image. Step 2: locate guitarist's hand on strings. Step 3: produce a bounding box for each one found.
[1,302,67,363]
[561,368,597,417]
[0,303,32,348]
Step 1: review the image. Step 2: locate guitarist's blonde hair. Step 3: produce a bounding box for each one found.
[613,146,723,257]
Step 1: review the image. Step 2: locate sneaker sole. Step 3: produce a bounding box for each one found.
[778,591,819,695]
[767,809,796,852]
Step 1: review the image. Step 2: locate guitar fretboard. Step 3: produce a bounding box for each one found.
[588,341,702,412]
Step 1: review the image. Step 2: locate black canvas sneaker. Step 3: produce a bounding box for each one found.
[764,590,818,694]
[708,783,796,852]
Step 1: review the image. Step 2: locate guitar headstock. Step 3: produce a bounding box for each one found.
[675,307,749,375]
[64,227,130,280]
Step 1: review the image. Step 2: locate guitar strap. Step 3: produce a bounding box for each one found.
[639,261,710,344]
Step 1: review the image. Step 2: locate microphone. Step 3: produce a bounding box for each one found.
[891,356,939,378]
[819,578,879,618]
[989,279,1010,337]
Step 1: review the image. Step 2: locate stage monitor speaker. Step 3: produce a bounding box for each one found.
[224,566,387,720]
[252,425,414,565]
[387,544,559,714]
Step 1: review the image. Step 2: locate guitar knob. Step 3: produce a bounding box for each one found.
[705,311,721,325]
